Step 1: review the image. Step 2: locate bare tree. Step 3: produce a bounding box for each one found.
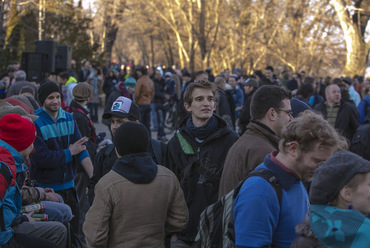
[332,0,370,76]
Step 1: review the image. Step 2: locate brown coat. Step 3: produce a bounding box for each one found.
[135,75,155,105]
[83,165,188,248]
[218,121,279,198]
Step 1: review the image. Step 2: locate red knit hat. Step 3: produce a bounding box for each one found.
[0,114,36,152]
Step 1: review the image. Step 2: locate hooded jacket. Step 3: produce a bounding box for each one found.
[84,153,188,248]
[164,115,238,242]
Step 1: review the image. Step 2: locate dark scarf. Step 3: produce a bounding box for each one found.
[112,153,158,184]
[185,115,218,141]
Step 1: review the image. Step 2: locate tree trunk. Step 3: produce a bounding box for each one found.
[150,35,154,66]
[332,0,368,77]
[104,24,118,63]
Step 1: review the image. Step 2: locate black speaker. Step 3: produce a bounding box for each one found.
[55,46,72,73]
[21,52,45,82]
[35,40,56,73]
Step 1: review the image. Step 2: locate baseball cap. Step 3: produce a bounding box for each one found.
[242,78,259,88]
[309,150,370,205]
[102,96,140,120]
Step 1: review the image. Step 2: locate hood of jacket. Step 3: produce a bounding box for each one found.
[112,152,158,184]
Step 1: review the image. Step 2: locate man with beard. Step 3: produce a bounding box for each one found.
[233,111,344,248]
[30,80,94,239]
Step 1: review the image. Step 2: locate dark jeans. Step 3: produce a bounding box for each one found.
[88,103,99,122]
[6,233,57,248]
[155,105,166,138]
[151,103,158,129]
[57,188,80,239]
[74,172,90,242]
[139,104,152,138]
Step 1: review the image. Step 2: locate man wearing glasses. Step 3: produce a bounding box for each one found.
[219,85,293,198]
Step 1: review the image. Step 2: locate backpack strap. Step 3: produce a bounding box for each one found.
[0,162,12,187]
[249,168,282,204]
[176,131,195,155]
[0,162,13,232]
[233,168,282,204]
[104,144,115,157]
[228,168,282,243]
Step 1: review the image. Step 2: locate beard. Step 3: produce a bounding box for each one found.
[44,104,60,113]
[294,153,315,182]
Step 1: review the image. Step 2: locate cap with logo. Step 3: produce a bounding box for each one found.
[102,96,140,120]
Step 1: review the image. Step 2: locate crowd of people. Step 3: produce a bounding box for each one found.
[0,59,370,248]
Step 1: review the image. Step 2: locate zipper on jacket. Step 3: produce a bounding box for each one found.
[55,122,61,142]
[196,147,200,160]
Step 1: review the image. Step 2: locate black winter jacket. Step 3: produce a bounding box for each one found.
[314,100,360,141]
[164,115,238,243]
[65,100,96,173]
[216,87,233,129]
[239,89,257,135]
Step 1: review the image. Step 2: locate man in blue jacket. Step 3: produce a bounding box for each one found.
[233,111,344,248]
[30,80,93,239]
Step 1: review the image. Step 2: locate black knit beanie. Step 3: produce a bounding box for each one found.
[114,122,149,156]
[38,80,61,105]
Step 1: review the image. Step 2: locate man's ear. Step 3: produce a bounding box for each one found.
[184,102,191,112]
[266,107,277,121]
[286,141,299,158]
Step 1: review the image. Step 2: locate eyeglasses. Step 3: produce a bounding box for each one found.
[277,109,293,117]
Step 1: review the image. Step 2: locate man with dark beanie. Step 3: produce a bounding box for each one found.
[84,122,188,248]
[87,96,167,205]
[30,80,94,241]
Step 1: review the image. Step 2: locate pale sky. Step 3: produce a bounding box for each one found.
[74,0,95,10]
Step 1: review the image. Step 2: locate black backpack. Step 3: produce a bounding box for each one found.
[196,168,282,248]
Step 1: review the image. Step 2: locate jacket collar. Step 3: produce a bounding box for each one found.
[36,107,66,122]
[263,151,299,190]
[69,100,88,114]
[250,120,276,135]
[246,121,280,148]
